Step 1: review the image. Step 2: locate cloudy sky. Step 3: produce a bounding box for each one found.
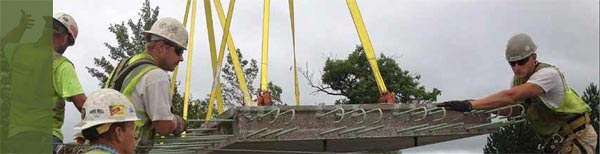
[53,0,598,153]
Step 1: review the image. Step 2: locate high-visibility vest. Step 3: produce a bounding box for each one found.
[104,52,159,148]
[512,62,591,143]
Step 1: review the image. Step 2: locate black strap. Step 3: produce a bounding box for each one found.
[112,60,153,91]
[574,139,587,153]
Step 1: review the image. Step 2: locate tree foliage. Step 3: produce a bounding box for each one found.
[220,49,283,106]
[303,45,441,104]
[85,0,158,86]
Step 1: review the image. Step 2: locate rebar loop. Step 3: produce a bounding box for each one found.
[271,109,296,125]
[315,106,345,123]
[424,107,447,122]
[344,108,367,124]
[392,107,428,122]
[318,126,347,136]
[257,106,280,121]
[365,108,383,124]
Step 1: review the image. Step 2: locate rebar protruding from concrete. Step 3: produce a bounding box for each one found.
[507,104,526,120]
[318,126,347,136]
[425,107,447,122]
[345,108,367,124]
[428,122,464,132]
[315,106,345,123]
[246,128,268,138]
[276,109,296,125]
[273,127,299,137]
[413,123,448,132]
[258,106,280,121]
[392,107,428,122]
[365,108,383,124]
[260,128,284,138]
[397,124,429,133]
[356,125,385,134]
[484,104,525,120]
[338,126,367,135]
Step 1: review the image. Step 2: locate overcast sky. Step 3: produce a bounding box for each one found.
[53,0,598,153]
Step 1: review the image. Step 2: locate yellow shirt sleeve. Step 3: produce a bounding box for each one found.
[54,61,84,98]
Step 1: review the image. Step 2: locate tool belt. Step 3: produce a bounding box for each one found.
[539,112,591,153]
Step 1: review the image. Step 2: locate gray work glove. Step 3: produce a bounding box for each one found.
[436,100,473,112]
[172,115,187,135]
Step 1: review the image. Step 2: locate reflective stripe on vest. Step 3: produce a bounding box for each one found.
[512,62,591,143]
[104,52,159,147]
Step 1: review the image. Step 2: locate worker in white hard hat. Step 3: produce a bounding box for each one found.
[52,12,87,154]
[74,88,140,154]
[438,33,597,153]
[104,17,187,153]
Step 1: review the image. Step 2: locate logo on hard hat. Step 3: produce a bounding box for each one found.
[89,108,105,118]
[70,25,78,38]
[110,105,126,117]
[62,17,69,22]
[525,45,531,52]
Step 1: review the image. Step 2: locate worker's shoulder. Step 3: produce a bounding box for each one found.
[534,67,560,77]
[140,68,169,82]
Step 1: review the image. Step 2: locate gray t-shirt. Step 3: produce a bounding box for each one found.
[131,69,175,123]
[526,67,565,109]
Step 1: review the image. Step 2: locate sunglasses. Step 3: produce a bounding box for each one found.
[53,20,68,33]
[509,56,531,67]
[162,40,184,56]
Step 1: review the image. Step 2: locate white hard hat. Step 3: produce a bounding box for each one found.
[143,17,189,50]
[53,12,78,44]
[506,33,537,62]
[74,89,139,131]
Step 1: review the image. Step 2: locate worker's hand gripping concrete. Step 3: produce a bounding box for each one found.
[436,100,472,112]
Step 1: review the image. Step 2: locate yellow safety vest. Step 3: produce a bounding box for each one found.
[512,62,591,143]
[104,52,159,149]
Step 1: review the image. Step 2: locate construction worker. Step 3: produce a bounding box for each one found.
[104,17,187,153]
[52,12,87,153]
[438,33,597,153]
[74,88,140,154]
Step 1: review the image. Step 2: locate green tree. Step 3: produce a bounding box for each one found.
[220,49,283,106]
[303,45,440,104]
[85,0,200,120]
[581,83,599,153]
[483,122,541,153]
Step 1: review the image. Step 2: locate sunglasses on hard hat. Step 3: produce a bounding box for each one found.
[509,55,531,67]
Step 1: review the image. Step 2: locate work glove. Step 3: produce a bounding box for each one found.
[436,100,473,112]
[172,115,187,135]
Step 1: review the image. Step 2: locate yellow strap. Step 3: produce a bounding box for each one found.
[260,0,270,92]
[203,0,225,115]
[345,0,388,94]
[214,0,253,106]
[206,0,236,120]
[170,0,192,99]
[183,0,199,122]
[288,0,300,106]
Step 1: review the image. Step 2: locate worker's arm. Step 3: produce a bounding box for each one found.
[438,83,544,112]
[68,94,86,112]
[143,69,186,136]
[470,83,544,110]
